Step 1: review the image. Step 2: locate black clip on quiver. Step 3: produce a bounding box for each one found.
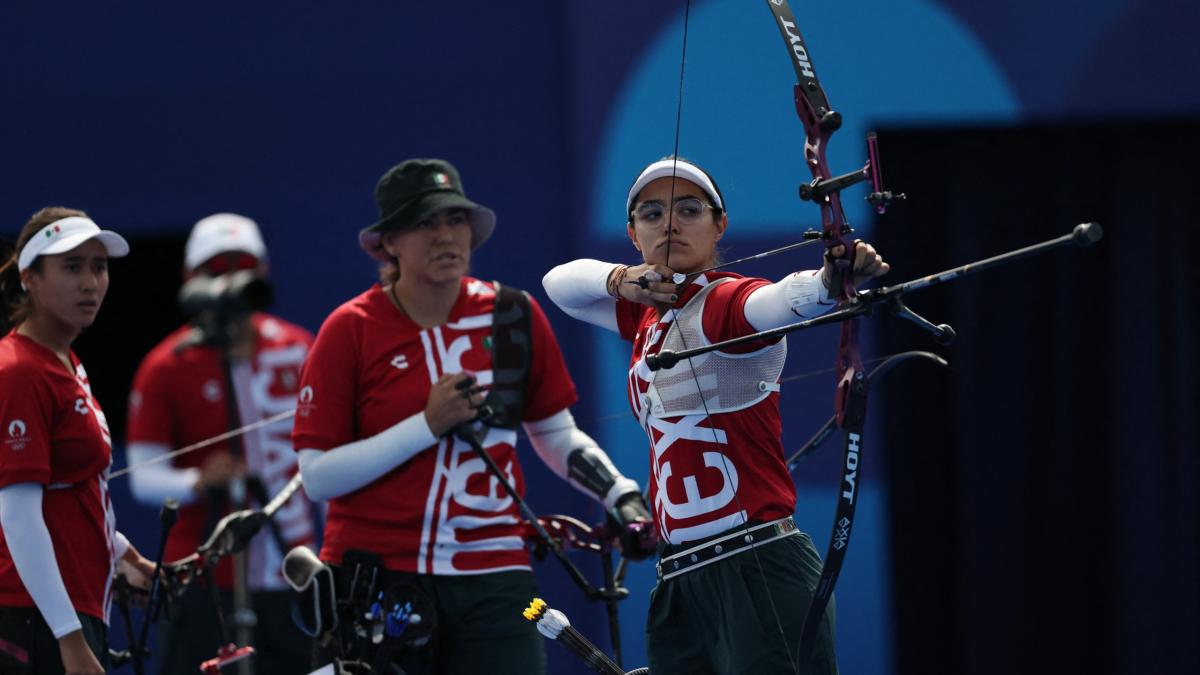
[452,283,563,564]
[453,283,559,563]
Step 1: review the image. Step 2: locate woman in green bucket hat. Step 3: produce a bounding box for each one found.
[293,159,654,674]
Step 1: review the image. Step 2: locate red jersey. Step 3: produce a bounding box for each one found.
[293,278,576,575]
[0,332,118,621]
[127,313,316,589]
[616,272,797,545]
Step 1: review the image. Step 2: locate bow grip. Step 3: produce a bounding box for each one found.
[825,250,854,302]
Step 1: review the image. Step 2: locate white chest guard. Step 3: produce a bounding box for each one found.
[644,278,786,418]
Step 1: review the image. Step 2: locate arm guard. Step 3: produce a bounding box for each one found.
[524,409,638,508]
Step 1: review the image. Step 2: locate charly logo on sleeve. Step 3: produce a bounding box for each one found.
[5,419,29,451]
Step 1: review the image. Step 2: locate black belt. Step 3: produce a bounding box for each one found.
[655,517,799,581]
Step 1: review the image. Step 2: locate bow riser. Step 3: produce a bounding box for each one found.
[795,87,850,243]
[768,0,871,664]
[788,62,865,429]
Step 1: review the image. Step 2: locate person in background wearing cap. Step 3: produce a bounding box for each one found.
[125,213,317,674]
[293,158,653,674]
[0,207,157,674]
[542,156,891,674]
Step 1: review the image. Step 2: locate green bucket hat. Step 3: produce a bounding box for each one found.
[358,158,496,261]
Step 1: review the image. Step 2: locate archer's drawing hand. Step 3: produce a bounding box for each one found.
[614,263,678,308]
[820,239,890,290]
[424,373,487,437]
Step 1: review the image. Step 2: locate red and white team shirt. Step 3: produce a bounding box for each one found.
[127,313,316,589]
[616,272,797,546]
[0,332,118,621]
[293,277,576,575]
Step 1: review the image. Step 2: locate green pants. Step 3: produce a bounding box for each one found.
[323,568,545,675]
[646,531,838,675]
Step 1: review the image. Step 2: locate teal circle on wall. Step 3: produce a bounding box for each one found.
[592,0,1020,240]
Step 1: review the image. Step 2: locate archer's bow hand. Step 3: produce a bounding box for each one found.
[608,491,658,561]
[425,373,487,437]
[115,561,153,601]
[612,263,679,309]
[820,239,891,291]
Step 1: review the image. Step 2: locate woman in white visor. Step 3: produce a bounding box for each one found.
[543,157,890,675]
[0,207,155,674]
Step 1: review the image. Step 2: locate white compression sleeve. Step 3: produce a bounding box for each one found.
[297,411,438,501]
[127,442,201,506]
[0,483,82,638]
[542,259,621,333]
[113,530,131,562]
[742,270,835,331]
[523,409,639,509]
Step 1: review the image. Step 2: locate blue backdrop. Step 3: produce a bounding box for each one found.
[1,2,1195,673]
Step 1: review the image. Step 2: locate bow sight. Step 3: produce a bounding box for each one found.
[797,133,907,215]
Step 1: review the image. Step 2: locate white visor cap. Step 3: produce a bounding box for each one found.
[185,213,268,272]
[625,159,724,218]
[17,217,130,274]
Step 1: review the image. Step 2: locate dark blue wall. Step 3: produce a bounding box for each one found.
[2,1,1196,673]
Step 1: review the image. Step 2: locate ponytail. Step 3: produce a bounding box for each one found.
[0,242,19,334]
[0,206,89,332]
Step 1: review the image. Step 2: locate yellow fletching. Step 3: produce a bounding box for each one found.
[522,597,548,621]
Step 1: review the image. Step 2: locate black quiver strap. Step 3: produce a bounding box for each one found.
[478,282,532,430]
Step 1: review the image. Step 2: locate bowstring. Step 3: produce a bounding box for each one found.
[108,342,902,483]
[662,0,690,267]
[657,1,800,672]
[109,410,295,479]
